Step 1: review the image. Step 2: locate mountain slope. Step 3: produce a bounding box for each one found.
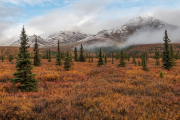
[10,16,179,48]
[77,16,178,47]
[11,35,49,47]
[45,30,88,47]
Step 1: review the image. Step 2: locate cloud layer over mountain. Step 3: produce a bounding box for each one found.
[0,0,180,45]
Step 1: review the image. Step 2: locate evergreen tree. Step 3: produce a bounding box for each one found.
[155,49,160,65]
[138,59,141,66]
[88,54,91,63]
[127,54,130,61]
[64,50,71,71]
[79,44,85,62]
[8,54,13,62]
[175,53,179,60]
[42,54,46,59]
[56,41,62,66]
[1,55,4,62]
[91,54,93,62]
[124,52,127,60]
[46,50,48,59]
[62,51,65,60]
[118,49,126,67]
[136,54,139,59]
[132,53,136,64]
[74,47,78,62]
[142,53,148,71]
[97,47,104,67]
[105,54,107,63]
[48,49,51,62]
[115,52,119,59]
[145,52,148,61]
[162,30,173,70]
[112,52,114,64]
[33,36,41,66]
[10,26,38,92]
[134,60,137,66]
[85,53,88,59]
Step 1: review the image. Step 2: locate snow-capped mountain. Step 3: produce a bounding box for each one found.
[78,16,178,46]
[10,16,179,48]
[11,35,49,47]
[45,30,88,46]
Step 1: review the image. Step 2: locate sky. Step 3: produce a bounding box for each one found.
[1,0,180,45]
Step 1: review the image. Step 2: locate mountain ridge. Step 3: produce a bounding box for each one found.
[10,16,179,48]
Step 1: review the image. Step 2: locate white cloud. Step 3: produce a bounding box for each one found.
[152,8,180,26]
[0,0,180,45]
[0,0,55,6]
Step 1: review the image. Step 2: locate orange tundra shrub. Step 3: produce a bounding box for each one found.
[0,56,180,119]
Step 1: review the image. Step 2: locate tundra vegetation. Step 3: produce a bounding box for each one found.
[0,28,180,119]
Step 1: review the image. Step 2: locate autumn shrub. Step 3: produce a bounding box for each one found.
[36,72,59,82]
[0,58,180,119]
[0,96,35,120]
[112,84,138,95]
[0,72,13,83]
[143,81,174,96]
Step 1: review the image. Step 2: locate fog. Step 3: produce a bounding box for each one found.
[125,28,180,46]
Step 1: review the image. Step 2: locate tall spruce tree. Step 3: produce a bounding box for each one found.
[74,47,78,62]
[33,36,41,66]
[10,26,38,92]
[162,30,173,70]
[64,50,71,71]
[132,53,136,64]
[1,55,4,62]
[97,47,104,67]
[8,54,13,62]
[88,54,91,63]
[46,50,48,59]
[79,44,85,62]
[142,53,148,71]
[62,51,65,60]
[145,52,148,61]
[48,49,51,62]
[112,52,114,64]
[56,41,62,66]
[91,54,93,62]
[155,49,160,65]
[138,59,141,66]
[105,54,107,63]
[118,49,126,67]
[127,54,130,61]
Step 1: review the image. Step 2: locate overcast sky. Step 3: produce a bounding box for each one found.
[1,0,180,45]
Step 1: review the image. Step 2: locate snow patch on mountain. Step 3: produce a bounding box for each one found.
[45,30,88,46]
